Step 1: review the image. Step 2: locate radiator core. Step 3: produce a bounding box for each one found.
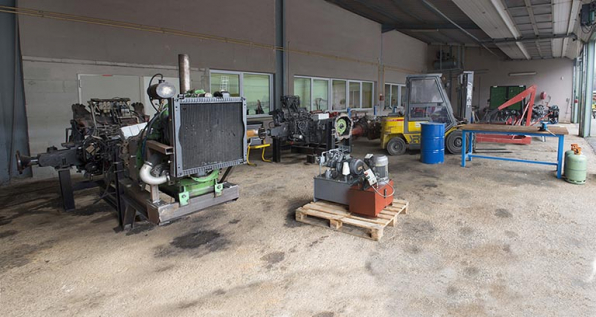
[171,97,247,177]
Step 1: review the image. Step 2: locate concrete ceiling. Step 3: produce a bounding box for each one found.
[325,0,587,60]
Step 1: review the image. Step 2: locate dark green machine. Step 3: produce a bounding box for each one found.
[489,86,526,111]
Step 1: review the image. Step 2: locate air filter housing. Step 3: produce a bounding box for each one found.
[170,96,247,177]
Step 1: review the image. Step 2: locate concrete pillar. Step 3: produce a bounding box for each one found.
[0,0,31,184]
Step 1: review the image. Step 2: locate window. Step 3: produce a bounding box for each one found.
[294,77,311,109]
[332,80,347,110]
[210,73,240,97]
[410,79,443,104]
[313,79,329,111]
[244,74,270,115]
[295,76,374,111]
[384,83,406,110]
[210,70,273,117]
[349,82,361,108]
[362,82,373,108]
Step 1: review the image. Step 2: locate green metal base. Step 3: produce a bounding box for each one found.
[565,178,586,185]
[160,170,223,206]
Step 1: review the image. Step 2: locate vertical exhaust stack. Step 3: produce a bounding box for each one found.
[178,54,191,94]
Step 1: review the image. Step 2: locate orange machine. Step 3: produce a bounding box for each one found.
[348,180,394,217]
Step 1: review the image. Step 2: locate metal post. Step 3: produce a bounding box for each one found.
[58,169,75,211]
[556,135,564,179]
[113,160,125,228]
[178,54,191,94]
[325,121,334,151]
[275,0,286,106]
[461,131,466,167]
[580,41,594,137]
[272,137,282,163]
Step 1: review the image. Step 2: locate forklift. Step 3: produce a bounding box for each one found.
[381,74,464,155]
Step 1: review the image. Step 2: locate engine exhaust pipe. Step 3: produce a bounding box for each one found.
[178,54,191,94]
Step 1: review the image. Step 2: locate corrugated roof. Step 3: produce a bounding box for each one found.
[325,0,584,60]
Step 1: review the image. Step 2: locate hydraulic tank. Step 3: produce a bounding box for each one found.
[565,147,587,185]
[420,122,445,164]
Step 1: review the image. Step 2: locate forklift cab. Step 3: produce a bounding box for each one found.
[381,74,462,155]
[406,74,457,132]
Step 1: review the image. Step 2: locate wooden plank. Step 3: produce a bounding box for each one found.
[295,199,409,241]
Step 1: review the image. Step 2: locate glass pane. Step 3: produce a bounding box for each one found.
[409,105,431,121]
[349,82,361,108]
[391,85,399,108]
[362,82,373,108]
[384,84,391,109]
[210,73,240,97]
[332,80,347,110]
[410,79,443,104]
[244,74,270,116]
[400,86,406,107]
[313,79,329,111]
[294,77,311,109]
[429,104,451,124]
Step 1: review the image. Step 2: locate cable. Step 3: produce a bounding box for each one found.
[371,182,395,199]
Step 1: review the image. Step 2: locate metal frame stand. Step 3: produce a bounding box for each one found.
[58,168,75,211]
[461,129,565,179]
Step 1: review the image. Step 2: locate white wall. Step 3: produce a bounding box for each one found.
[382,31,428,84]
[286,0,428,114]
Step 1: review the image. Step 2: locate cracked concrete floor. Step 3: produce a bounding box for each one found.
[1,124,595,316]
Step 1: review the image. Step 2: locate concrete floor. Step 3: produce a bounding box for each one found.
[1,124,596,316]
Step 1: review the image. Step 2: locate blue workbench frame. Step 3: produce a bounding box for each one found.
[461,129,565,179]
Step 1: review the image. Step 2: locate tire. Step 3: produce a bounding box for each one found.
[386,137,407,156]
[445,130,463,154]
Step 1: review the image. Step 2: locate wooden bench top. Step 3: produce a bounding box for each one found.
[461,124,568,135]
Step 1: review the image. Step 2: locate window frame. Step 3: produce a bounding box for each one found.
[384,83,406,110]
[294,75,374,112]
[210,70,274,118]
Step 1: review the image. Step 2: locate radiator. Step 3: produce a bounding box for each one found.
[170,97,247,177]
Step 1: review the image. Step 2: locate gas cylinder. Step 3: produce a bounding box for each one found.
[565,146,587,185]
[564,144,579,177]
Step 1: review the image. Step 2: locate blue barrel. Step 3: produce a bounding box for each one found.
[420,122,445,164]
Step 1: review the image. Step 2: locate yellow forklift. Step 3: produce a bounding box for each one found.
[381,74,464,155]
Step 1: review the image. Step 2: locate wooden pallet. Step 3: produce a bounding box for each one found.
[295,199,408,241]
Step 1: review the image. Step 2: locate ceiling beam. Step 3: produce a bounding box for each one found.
[484,33,577,44]
[421,0,499,57]
[523,0,542,58]
[392,23,481,31]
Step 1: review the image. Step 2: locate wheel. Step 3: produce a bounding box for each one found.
[386,137,407,156]
[445,130,463,154]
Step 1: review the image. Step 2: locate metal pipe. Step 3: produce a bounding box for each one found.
[139,162,168,185]
[178,54,191,94]
[421,0,499,58]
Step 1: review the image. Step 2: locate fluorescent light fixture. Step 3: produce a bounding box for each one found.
[509,72,537,77]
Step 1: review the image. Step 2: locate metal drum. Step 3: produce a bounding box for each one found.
[420,122,445,164]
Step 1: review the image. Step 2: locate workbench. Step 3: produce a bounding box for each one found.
[461,124,569,178]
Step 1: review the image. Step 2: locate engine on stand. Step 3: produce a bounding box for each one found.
[267,95,353,162]
[314,149,394,217]
[17,54,248,229]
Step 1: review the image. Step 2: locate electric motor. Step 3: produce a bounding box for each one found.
[372,155,389,184]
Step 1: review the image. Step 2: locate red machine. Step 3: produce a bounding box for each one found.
[348,180,394,217]
[478,85,537,144]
